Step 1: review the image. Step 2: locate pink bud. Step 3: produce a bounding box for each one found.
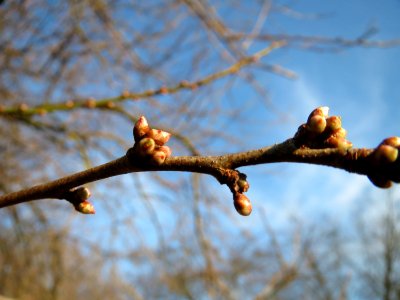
[157,145,172,158]
[381,137,400,148]
[133,116,150,142]
[138,137,156,155]
[146,129,171,145]
[373,144,398,164]
[75,200,95,214]
[306,115,326,134]
[325,116,342,132]
[233,193,252,216]
[368,174,392,189]
[150,150,167,165]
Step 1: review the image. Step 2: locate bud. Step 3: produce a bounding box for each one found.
[237,179,250,193]
[373,144,398,164]
[146,129,171,145]
[157,145,172,158]
[75,200,95,214]
[381,136,400,148]
[306,115,326,134]
[150,150,167,165]
[325,116,342,132]
[138,137,156,155]
[308,106,329,120]
[73,186,91,200]
[85,98,96,108]
[233,193,252,216]
[368,174,392,189]
[325,136,352,150]
[133,116,150,142]
[331,127,347,139]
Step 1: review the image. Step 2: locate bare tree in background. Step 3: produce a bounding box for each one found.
[1,1,400,299]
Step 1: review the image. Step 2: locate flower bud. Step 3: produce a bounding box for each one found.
[381,137,400,148]
[325,136,352,150]
[373,144,398,164]
[157,145,172,158]
[138,137,156,155]
[133,116,150,142]
[308,106,329,120]
[325,116,342,132]
[75,200,95,214]
[233,193,252,216]
[73,186,91,200]
[306,115,326,134]
[150,150,167,165]
[368,174,392,189]
[146,129,171,145]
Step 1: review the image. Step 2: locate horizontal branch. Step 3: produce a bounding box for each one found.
[1,107,399,216]
[0,138,379,209]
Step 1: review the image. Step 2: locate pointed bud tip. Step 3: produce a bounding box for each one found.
[75,201,95,214]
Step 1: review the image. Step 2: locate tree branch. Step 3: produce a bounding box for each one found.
[1,107,399,215]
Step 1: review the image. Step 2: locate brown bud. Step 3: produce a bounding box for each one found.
[233,193,252,216]
[85,98,96,108]
[138,137,156,155]
[373,144,398,164]
[307,115,326,134]
[133,116,150,142]
[325,116,342,132]
[368,174,392,189]
[237,179,250,193]
[73,186,91,200]
[381,137,400,148]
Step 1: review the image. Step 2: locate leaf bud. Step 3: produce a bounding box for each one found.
[237,179,250,193]
[325,116,342,132]
[73,186,91,200]
[306,115,326,134]
[233,193,252,216]
[75,200,95,214]
[373,144,398,164]
[157,145,172,158]
[133,116,150,142]
[138,137,156,155]
[150,150,167,165]
[381,136,400,148]
[308,106,329,120]
[331,127,347,139]
[325,136,352,150]
[146,128,171,145]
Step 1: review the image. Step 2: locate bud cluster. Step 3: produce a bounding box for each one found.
[233,192,252,216]
[368,137,400,188]
[67,186,95,214]
[133,116,172,165]
[294,106,352,150]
